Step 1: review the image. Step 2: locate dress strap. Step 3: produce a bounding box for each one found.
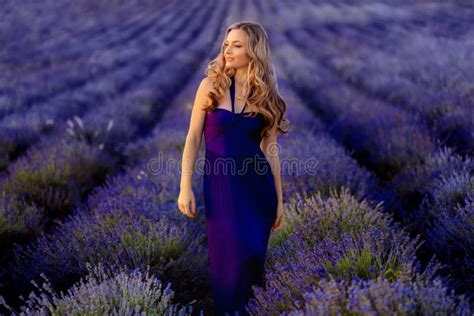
[230,76,235,114]
[230,75,247,115]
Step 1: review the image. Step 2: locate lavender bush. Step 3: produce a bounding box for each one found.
[269,187,397,252]
[0,193,44,245]
[279,128,378,202]
[258,226,443,314]
[419,172,474,294]
[388,146,474,216]
[1,137,117,217]
[0,127,39,171]
[382,146,474,297]
[285,276,472,316]
[328,99,435,179]
[434,108,474,156]
[0,262,195,315]
[82,167,175,218]
[11,209,209,304]
[253,188,443,314]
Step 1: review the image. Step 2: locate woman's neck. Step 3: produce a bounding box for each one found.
[234,67,248,85]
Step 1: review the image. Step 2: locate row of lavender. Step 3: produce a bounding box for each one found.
[0,0,228,311]
[263,0,473,302]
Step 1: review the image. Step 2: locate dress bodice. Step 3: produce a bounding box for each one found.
[203,76,267,159]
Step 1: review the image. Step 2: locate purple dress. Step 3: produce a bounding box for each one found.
[203,75,278,315]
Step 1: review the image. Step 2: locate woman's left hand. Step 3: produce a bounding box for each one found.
[271,203,285,232]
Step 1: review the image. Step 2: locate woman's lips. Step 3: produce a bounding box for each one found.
[226,57,235,61]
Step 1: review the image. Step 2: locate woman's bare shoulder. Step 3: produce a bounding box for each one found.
[199,76,213,90]
[193,77,213,112]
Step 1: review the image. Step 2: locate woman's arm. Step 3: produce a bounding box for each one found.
[260,124,283,206]
[178,77,211,217]
[180,77,211,189]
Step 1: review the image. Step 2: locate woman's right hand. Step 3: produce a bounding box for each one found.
[177,188,197,218]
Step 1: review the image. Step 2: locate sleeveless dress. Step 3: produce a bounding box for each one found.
[203,75,278,315]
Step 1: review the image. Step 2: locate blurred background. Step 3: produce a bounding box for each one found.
[0,0,473,314]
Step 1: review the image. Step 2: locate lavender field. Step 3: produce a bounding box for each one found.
[0,0,473,315]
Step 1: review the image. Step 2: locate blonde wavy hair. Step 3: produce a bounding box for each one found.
[203,21,290,138]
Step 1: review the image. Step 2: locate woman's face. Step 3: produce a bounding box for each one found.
[224,29,249,69]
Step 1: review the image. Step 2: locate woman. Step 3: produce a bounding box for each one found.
[178,21,290,315]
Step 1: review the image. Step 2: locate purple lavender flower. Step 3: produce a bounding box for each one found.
[0,262,194,315]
